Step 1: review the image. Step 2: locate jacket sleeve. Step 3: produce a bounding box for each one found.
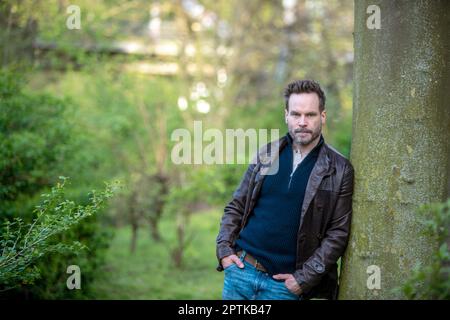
[293,162,354,294]
[215,162,256,271]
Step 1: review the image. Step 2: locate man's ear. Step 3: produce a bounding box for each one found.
[284,108,288,123]
[321,110,327,126]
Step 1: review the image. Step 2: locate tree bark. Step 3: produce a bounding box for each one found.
[339,0,450,299]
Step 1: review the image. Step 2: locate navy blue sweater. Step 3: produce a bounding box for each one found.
[235,134,323,275]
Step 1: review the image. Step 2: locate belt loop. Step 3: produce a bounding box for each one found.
[239,250,247,261]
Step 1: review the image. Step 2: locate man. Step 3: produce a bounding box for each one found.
[216,79,354,300]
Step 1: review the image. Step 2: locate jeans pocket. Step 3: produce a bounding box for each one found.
[288,290,300,299]
[224,263,237,271]
[276,280,300,300]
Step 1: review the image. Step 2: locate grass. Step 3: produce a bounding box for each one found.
[89,209,225,299]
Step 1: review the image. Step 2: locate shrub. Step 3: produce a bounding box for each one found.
[0,177,119,295]
[401,198,450,299]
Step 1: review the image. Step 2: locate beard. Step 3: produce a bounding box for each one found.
[290,124,322,146]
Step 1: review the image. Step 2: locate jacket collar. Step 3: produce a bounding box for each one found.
[257,133,333,178]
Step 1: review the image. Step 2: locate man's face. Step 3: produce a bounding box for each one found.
[285,92,326,146]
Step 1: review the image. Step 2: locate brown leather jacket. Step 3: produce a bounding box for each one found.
[216,135,354,300]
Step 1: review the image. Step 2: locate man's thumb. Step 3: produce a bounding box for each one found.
[232,256,244,268]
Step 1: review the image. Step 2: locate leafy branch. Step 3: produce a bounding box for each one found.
[0,177,121,290]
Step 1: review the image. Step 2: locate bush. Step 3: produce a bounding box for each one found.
[0,68,117,298]
[401,198,450,299]
[0,68,73,219]
[0,177,119,294]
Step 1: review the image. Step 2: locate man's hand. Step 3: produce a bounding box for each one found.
[221,254,244,269]
[272,274,303,295]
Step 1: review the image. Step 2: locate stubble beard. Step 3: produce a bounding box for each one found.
[291,124,322,147]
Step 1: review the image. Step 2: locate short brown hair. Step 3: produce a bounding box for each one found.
[283,79,326,112]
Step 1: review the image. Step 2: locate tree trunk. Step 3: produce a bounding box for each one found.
[128,189,139,254]
[148,173,168,242]
[149,218,162,242]
[130,222,138,254]
[339,0,450,299]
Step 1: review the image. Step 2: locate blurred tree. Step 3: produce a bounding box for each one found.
[0,0,39,66]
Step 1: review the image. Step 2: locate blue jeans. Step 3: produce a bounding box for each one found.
[222,251,301,300]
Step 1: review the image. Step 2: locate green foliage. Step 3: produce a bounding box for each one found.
[400,199,450,299]
[326,107,352,158]
[0,177,120,292]
[0,68,74,219]
[89,210,224,299]
[0,68,120,298]
[163,164,246,217]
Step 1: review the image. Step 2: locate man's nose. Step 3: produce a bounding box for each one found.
[298,115,307,126]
